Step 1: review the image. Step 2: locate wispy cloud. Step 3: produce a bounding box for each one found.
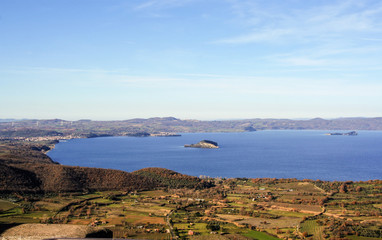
[362,37,382,41]
[134,0,196,11]
[111,72,382,98]
[215,29,293,44]
[213,1,382,69]
[263,43,382,68]
[216,0,382,44]
[134,1,157,10]
[7,66,381,97]
[278,57,329,67]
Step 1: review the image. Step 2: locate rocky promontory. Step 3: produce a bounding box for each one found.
[184,140,219,149]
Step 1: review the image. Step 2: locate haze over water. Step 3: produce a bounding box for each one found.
[48,131,382,181]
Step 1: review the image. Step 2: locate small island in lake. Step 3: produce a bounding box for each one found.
[184,140,219,148]
[326,131,358,136]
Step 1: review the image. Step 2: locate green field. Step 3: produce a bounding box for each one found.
[0,200,17,212]
[1,177,382,239]
[348,236,382,240]
[244,230,281,240]
[300,219,325,240]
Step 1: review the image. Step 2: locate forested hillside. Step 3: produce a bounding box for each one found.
[0,141,209,193]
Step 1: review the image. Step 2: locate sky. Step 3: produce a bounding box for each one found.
[0,0,382,120]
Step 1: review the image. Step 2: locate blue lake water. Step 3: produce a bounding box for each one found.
[47,131,382,181]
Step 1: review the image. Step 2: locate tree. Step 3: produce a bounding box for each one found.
[339,184,348,193]
[206,221,220,231]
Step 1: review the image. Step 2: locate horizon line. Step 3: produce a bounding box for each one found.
[1,116,381,122]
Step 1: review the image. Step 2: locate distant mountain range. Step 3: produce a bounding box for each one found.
[1,117,382,136]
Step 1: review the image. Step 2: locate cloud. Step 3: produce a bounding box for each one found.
[3,66,382,98]
[134,0,196,11]
[215,0,382,44]
[278,57,328,67]
[134,1,156,10]
[211,1,382,69]
[114,73,382,98]
[264,43,382,68]
[362,37,382,41]
[214,28,293,44]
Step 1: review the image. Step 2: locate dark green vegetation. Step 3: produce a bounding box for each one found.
[0,141,209,193]
[133,168,214,189]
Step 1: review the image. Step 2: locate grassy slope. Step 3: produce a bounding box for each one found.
[244,230,281,240]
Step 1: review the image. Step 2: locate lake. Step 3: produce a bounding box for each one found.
[47,130,382,181]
